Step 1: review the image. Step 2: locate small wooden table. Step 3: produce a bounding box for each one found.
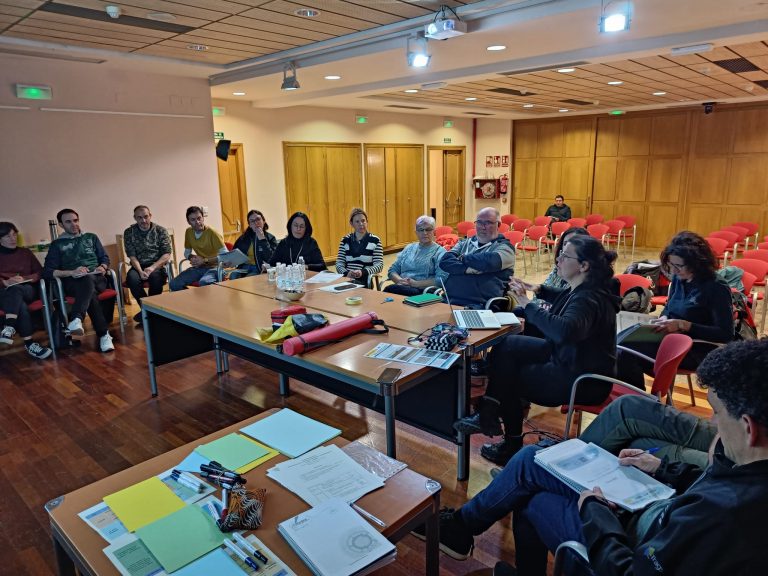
[46,409,441,576]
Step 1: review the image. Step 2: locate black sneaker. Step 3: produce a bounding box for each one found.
[453,397,503,437]
[411,507,474,560]
[494,561,518,576]
[26,341,53,360]
[481,436,523,466]
[470,358,487,376]
[133,312,142,323]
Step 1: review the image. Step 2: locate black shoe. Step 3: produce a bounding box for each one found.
[494,561,518,576]
[453,397,503,437]
[411,507,474,560]
[133,312,142,323]
[470,358,487,376]
[481,436,523,466]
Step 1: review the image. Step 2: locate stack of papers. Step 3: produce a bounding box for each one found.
[104,477,186,532]
[240,408,341,458]
[305,271,343,284]
[278,498,395,576]
[534,439,675,511]
[267,445,384,507]
[194,433,271,472]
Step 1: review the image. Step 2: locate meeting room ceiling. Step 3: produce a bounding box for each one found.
[3,0,768,119]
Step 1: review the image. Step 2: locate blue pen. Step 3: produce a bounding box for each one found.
[644,447,661,455]
[224,539,260,571]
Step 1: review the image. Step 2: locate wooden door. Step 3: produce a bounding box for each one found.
[365,146,389,245]
[326,146,363,255]
[394,146,424,244]
[217,143,248,244]
[442,149,464,229]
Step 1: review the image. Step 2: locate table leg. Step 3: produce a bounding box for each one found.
[51,532,77,576]
[279,373,290,396]
[424,490,440,576]
[141,308,159,397]
[213,336,223,374]
[382,382,396,458]
[222,351,230,372]
[456,349,470,481]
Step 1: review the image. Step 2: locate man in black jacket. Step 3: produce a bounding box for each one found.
[544,195,571,222]
[424,339,768,576]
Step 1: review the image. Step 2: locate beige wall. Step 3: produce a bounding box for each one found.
[473,118,513,217]
[0,54,221,259]
[211,100,484,229]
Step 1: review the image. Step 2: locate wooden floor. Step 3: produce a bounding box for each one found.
[0,244,724,576]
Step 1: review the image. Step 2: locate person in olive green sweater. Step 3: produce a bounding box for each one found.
[43,208,115,352]
[169,206,225,291]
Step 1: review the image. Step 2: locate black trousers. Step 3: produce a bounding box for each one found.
[61,275,109,335]
[125,267,167,306]
[382,284,422,296]
[0,283,37,337]
[484,335,611,436]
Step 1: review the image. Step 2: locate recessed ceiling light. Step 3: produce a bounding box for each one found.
[523,104,535,108]
[232,91,246,96]
[404,89,418,93]
[558,108,570,112]
[557,68,575,73]
[487,45,506,51]
[295,8,319,17]
[186,44,208,51]
[465,97,477,101]
[324,75,341,80]
[607,81,623,85]
[652,91,667,96]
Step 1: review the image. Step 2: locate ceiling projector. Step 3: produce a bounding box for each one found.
[425,18,467,40]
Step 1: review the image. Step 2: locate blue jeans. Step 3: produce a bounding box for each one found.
[169,267,218,291]
[460,445,583,575]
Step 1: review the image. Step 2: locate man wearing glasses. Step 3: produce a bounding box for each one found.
[438,208,515,308]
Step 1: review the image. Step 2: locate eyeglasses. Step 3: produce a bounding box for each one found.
[474,220,498,227]
[557,252,579,261]
[416,227,434,233]
[668,261,686,271]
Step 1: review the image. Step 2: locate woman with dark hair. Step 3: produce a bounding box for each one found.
[455,236,620,465]
[336,207,384,286]
[617,231,733,388]
[0,222,52,359]
[232,209,277,276]
[268,212,327,272]
[533,226,589,301]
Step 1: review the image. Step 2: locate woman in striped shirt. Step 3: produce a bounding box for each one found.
[336,208,384,286]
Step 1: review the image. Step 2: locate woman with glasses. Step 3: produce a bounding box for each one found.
[617,231,733,388]
[336,208,383,286]
[384,216,446,296]
[268,212,327,272]
[231,209,277,277]
[455,236,620,465]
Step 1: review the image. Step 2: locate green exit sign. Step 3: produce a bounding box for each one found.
[443,119,454,128]
[355,115,368,124]
[214,131,225,139]
[16,84,52,100]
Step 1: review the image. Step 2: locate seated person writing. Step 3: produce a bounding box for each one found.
[455,236,619,465]
[169,206,224,290]
[384,215,445,296]
[336,208,383,286]
[544,194,571,222]
[268,212,327,272]
[437,207,515,309]
[231,209,277,277]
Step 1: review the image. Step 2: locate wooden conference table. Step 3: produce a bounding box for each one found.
[46,409,441,576]
[140,276,514,480]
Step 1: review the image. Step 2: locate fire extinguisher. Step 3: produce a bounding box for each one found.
[499,173,509,194]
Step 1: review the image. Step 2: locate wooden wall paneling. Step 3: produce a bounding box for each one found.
[615,202,646,244]
[596,118,620,157]
[723,207,767,235]
[364,146,388,245]
[590,201,615,221]
[283,145,309,218]
[561,158,591,201]
[305,147,331,256]
[514,123,538,158]
[593,158,617,201]
[727,156,768,205]
[385,148,398,245]
[732,109,768,154]
[643,204,679,248]
[537,122,564,158]
[617,117,651,157]
[687,157,728,204]
[685,205,724,236]
[616,158,649,202]
[513,159,537,199]
[394,146,424,245]
[651,114,688,156]
[536,159,562,200]
[648,158,683,202]
[568,200,590,219]
[326,146,363,252]
[513,199,536,219]
[563,120,593,157]
[693,112,735,155]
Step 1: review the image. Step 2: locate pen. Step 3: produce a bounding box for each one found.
[223,539,260,571]
[643,447,661,455]
[350,503,387,528]
[201,464,242,481]
[170,471,204,493]
[232,532,269,564]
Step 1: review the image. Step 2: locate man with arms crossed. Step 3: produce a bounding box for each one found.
[123,205,172,322]
[169,206,224,291]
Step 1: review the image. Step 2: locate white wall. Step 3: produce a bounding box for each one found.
[211,100,501,227]
[0,54,221,258]
[472,118,513,216]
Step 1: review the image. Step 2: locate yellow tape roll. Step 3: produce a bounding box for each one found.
[345,296,363,305]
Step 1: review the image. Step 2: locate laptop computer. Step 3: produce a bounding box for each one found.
[440,278,502,329]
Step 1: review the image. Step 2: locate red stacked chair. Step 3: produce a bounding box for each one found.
[615,215,637,260]
[603,220,626,254]
[436,233,459,250]
[732,221,759,250]
[585,214,604,226]
[587,223,610,246]
[498,222,510,233]
[705,237,731,267]
[567,217,587,228]
[721,225,750,254]
[435,225,453,238]
[457,221,474,237]
[501,214,518,226]
[534,215,553,227]
[512,218,532,232]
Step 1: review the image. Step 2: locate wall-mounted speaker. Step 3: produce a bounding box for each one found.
[215,139,231,161]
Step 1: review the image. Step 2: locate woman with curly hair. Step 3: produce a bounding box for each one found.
[617,230,733,388]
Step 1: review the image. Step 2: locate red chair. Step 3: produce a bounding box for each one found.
[603,220,625,254]
[733,221,759,249]
[498,222,510,233]
[504,230,527,273]
[562,334,693,437]
[567,217,587,228]
[616,215,637,260]
[721,225,750,254]
[742,249,768,264]
[614,273,653,297]
[705,237,731,267]
[436,233,459,250]
[758,242,768,251]
[53,270,125,336]
[512,218,532,232]
[520,225,549,273]
[587,223,610,246]
[542,221,571,255]
[457,221,474,237]
[707,230,738,257]
[650,273,671,309]
[501,214,518,226]
[730,258,768,333]
[467,228,477,237]
[534,215,553,227]
[585,214,604,226]
[435,225,453,238]
[0,279,58,354]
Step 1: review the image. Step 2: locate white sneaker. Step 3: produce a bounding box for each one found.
[0,325,15,345]
[26,341,53,360]
[99,332,115,353]
[68,317,85,337]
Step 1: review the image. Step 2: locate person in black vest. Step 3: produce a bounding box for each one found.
[269,212,326,271]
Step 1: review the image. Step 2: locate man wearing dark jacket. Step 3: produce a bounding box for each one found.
[544,195,571,222]
[425,339,768,576]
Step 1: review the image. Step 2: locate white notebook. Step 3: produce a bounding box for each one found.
[278,498,395,576]
[239,408,341,458]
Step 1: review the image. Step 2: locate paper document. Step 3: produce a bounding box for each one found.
[495,312,522,326]
[305,271,344,284]
[365,342,460,369]
[239,408,341,458]
[220,533,297,576]
[218,248,249,267]
[103,476,185,532]
[194,433,270,471]
[158,468,216,503]
[534,439,675,511]
[103,534,166,576]
[616,311,656,333]
[78,502,128,543]
[267,444,385,507]
[277,497,396,576]
[318,281,361,293]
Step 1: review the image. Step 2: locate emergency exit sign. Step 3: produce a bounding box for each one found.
[443,137,452,144]
[214,131,225,139]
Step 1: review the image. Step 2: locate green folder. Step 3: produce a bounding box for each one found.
[403,293,442,307]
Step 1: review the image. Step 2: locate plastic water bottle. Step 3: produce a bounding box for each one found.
[276,263,285,290]
[294,264,304,292]
[298,255,305,270]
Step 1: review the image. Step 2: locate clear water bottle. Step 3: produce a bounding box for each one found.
[294,264,305,292]
[276,263,285,290]
[298,255,305,270]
